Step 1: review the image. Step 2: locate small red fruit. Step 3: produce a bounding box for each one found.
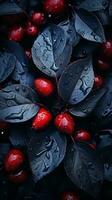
[26,23,39,37]
[31,12,45,25]
[4,149,25,172]
[75,130,91,142]
[32,108,52,130]
[8,26,24,42]
[97,59,110,71]
[0,121,9,129]
[54,112,75,135]
[94,75,104,89]
[43,0,65,15]
[8,170,28,184]
[34,78,55,97]
[101,40,112,60]
[62,192,79,200]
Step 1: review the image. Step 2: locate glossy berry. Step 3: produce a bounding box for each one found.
[101,40,112,60]
[32,108,52,130]
[0,121,9,129]
[8,170,28,184]
[26,23,39,37]
[97,59,110,71]
[43,0,65,15]
[75,130,91,142]
[94,75,104,89]
[31,12,45,25]
[34,78,55,97]
[54,112,75,135]
[8,26,24,42]
[4,149,25,172]
[62,192,79,200]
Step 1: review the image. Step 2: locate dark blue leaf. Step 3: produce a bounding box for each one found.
[0,52,16,83]
[76,0,109,11]
[75,10,106,43]
[0,84,39,123]
[32,24,67,77]
[58,56,94,105]
[64,142,104,197]
[27,128,67,182]
[69,88,106,117]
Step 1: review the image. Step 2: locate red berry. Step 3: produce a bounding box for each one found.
[8,170,28,184]
[62,192,79,200]
[75,130,91,142]
[101,40,112,60]
[25,49,32,59]
[32,12,45,25]
[8,26,24,42]
[4,149,25,172]
[0,121,9,129]
[43,0,65,15]
[54,112,75,135]
[34,78,55,97]
[94,75,104,89]
[26,23,39,37]
[32,108,52,130]
[97,59,110,71]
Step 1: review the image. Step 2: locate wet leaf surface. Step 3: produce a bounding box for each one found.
[32,24,67,77]
[0,52,16,83]
[58,56,94,105]
[69,88,106,117]
[64,142,104,197]
[0,84,39,122]
[27,128,67,182]
[75,10,106,43]
[76,0,109,11]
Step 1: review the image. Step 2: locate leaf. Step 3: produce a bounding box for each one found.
[1,40,34,86]
[32,24,67,77]
[73,40,98,58]
[2,40,28,66]
[75,10,106,43]
[94,74,112,125]
[64,142,104,197]
[0,0,27,16]
[0,84,39,123]
[0,84,38,104]
[95,9,110,26]
[69,88,106,117]
[0,52,16,83]
[9,125,28,147]
[27,128,67,182]
[104,163,112,181]
[76,0,109,11]
[59,17,80,47]
[97,129,112,163]
[58,56,94,105]
[11,60,34,86]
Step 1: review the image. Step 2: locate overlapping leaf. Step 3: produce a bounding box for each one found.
[69,88,106,117]
[0,84,39,123]
[75,10,106,43]
[64,142,104,197]
[32,24,68,77]
[0,52,16,83]
[27,128,67,182]
[76,0,109,11]
[58,56,94,105]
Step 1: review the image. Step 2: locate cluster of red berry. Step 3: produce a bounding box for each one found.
[0,0,112,199]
